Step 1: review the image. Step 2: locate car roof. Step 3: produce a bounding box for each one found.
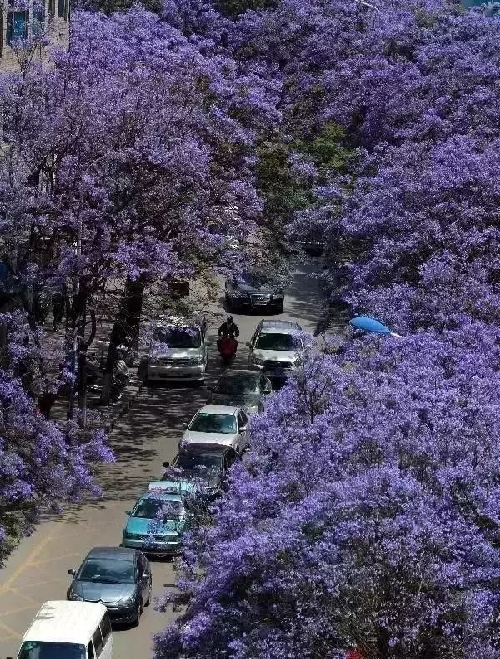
[155,316,203,330]
[149,480,196,494]
[138,490,183,502]
[195,404,240,415]
[177,444,234,456]
[85,546,136,561]
[258,319,302,333]
[22,601,109,646]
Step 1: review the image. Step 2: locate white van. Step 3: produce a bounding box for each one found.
[10,600,113,659]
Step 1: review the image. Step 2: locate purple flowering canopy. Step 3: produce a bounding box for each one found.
[0,370,113,564]
[156,329,500,658]
[0,2,281,561]
[149,0,500,656]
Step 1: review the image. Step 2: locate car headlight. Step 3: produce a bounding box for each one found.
[232,289,248,298]
[189,356,204,365]
[251,355,264,366]
[118,593,137,606]
[149,356,159,365]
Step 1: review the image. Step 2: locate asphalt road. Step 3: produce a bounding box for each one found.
[0,259,324,659]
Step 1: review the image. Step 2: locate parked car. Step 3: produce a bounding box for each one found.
[181,404,250,454]
[247,319,304,382]
[9,600,112,659]
[146,317,208,383]
[225,270,285,314]
[67,546,152,626]
[122,484,192,557]
[208,370,272,415]
[162,444,239,500]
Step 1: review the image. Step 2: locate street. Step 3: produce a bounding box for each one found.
[0,260,323,659]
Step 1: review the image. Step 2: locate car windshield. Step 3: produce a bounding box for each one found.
[189,413,237,434]
[19,641,86,659]
[215,374,260,395]
[133,498,183,520]
[174,454,222,470]
[77,557,135,584]
[255,332,301,351]
[237,270,279,289]
[153,326,201,348]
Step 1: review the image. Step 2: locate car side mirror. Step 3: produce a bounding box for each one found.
[239,424,248,432]
[125,510,132,516]
[68,568,76,576]
[162,461,170,468]
[143,571,149,578]
[182,422,188,430]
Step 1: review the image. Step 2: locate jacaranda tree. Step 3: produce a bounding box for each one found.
[156,329,500,658]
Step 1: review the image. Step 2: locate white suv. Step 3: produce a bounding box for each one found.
[147,319,208,383]
[247,320,303,380]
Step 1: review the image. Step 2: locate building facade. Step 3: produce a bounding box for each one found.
[0,0,69,71]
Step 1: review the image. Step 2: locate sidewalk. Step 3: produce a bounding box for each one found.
[48,367,144,433]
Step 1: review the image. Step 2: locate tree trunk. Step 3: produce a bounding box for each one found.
[100,276,145,405]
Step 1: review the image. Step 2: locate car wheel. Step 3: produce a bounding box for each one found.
[133,598,143,627]
[145,578,152,607]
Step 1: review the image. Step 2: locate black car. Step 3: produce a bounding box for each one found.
[163,444,239,500]
[67,547,151,626]
[209,370,272,415]
[225,270,285,314]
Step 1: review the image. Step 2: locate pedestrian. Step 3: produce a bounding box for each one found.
[52,289,65,330]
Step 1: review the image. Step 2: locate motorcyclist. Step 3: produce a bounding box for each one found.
[218,316,239,339]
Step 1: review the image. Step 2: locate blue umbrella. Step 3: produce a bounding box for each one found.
[349,315,392,335]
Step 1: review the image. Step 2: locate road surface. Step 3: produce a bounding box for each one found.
[0,259,325,659]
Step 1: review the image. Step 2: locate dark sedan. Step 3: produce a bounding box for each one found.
[225,271,285,314]
[209,370,272,415]
[163,444,239,500]
[67,547,151,626]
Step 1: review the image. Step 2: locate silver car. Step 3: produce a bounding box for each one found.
[180,405,250,454]
[247,319,303,380]
[147,320,208,383]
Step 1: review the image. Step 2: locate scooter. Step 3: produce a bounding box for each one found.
[217,335,238,364]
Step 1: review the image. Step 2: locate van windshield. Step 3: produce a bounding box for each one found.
[19,641,86,658]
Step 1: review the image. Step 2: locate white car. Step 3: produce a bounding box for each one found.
[247,319,304,380]
[180,405,250,454]
[147,319,208,383]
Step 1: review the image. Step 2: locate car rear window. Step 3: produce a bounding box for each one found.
[215,374,260,395]
[189,413,237,434]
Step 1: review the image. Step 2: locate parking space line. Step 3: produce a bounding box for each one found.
[0,619,22,640]
[0,531,55,596]
[0,606,29,638]
[28,552,81,566]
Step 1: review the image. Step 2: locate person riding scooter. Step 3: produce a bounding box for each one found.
[217,316,239,362]
[218,316,239,339]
